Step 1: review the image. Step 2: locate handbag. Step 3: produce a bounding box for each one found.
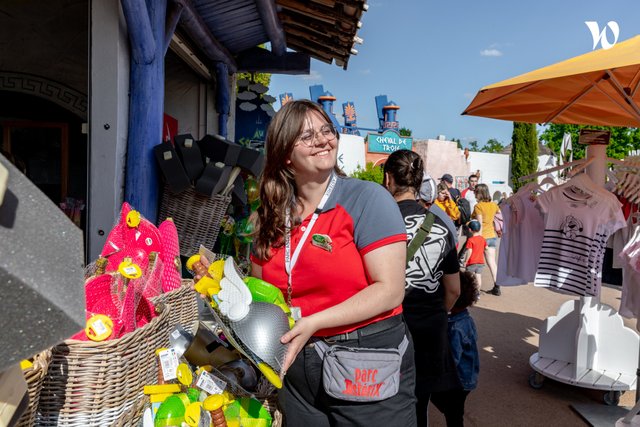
[406,212,436,263]
[493,209,504,237]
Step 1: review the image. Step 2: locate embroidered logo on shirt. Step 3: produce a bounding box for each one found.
[311,234,332,252]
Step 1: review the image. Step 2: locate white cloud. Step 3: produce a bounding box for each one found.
[300,70,322,81]
[480,48,503,57]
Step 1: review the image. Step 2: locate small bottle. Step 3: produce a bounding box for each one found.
[203,394,227,427]
[94,257,108,275]
[149,252,158,271]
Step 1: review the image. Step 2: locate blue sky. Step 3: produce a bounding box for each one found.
[268,0,640,148]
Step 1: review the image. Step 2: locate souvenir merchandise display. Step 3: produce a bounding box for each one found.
[156,134,264,258]
[499,173,625,297]
[186,256,292,390]
[497,147,640,406]
[14,203,288,426]
[217,175,261,272]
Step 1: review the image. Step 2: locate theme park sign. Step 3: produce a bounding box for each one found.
[366,130,413,154]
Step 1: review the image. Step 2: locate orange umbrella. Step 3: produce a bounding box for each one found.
[462,35,640,127]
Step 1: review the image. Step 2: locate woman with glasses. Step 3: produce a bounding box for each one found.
[250,100,417,426]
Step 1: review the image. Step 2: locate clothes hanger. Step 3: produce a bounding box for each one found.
[517,157,589,183]
[538,175,557,190]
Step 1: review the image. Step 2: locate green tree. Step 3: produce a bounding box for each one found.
[451,138,463,149]
[511,122,539,191]
[399,127,412,137]
[539,124,640,160]
[237,72,271,91]
[349,162,384,184]
[467,140,480,151]
[483,138,505,153]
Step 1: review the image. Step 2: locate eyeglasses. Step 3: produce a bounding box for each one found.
[297,124,337,147]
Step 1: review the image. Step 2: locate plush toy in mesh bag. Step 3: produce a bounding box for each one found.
[75,261,157,341]
[99,202,162,274]
[158,218,183,292]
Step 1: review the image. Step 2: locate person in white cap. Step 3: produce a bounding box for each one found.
[419,176,458,243]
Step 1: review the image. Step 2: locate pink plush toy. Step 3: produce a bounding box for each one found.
[100,202,163,273]
[158,218,183,292]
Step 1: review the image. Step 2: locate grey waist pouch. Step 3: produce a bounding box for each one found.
[314,335,409,402]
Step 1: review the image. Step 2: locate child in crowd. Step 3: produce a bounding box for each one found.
[431,270,480,427]
[462,220,486,292]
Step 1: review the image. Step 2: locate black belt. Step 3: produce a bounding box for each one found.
[323,315,403,342]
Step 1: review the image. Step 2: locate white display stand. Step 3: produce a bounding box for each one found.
[528,145,640,407]
[529,297,639,403]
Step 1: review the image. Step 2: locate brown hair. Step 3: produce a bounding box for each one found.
[454,270,479,309]
[436,182,449,193]
[252,99,342,261]
[383,149,424,198]
[474,183,491,202]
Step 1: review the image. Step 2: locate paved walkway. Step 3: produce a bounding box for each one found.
[427,267,638,426]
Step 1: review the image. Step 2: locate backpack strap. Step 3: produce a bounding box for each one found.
[406,212,436,263]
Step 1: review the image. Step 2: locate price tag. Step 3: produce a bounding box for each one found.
[196,370,226,395]
[123,266,138,276]
[92,319,108,335]
[158,348,180,381]
[290,306,302,321]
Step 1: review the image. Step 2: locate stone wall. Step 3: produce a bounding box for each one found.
[413,139,470,190]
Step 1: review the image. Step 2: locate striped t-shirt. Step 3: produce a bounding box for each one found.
[534,175,625,296]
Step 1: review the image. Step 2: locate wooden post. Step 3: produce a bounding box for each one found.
[121,0,168,222]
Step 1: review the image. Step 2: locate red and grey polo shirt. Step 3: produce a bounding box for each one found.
[252,175,407,337]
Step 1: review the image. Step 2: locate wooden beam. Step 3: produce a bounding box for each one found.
[164,1,184,54]
[173,0,238,73]
[236,47,311,74]
[255,0,287,56]
[123,0,167,221]
[120,0,156,63]
[287,33,352,57]
[286,40,334,64]
[277,0,336,25]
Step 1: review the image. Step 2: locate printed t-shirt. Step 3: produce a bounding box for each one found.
[534,174,625,296]
[506,190,545,282]
[619,220,640,327]
[496,202,529,286]
[461,187,477,211]
[398,199,459,312]
[465,235,486,265]
[473,201,500,239]
[251,176,407,337]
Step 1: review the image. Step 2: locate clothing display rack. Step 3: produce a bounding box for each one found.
[525,144,640,407]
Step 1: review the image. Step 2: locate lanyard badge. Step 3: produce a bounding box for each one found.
[285,174,337,320]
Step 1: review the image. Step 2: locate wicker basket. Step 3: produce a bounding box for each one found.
[150,279,199,336]
[158,185,231,257]
[35,282,199,427]
[36,302,172,426]
[16,350,51,427]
